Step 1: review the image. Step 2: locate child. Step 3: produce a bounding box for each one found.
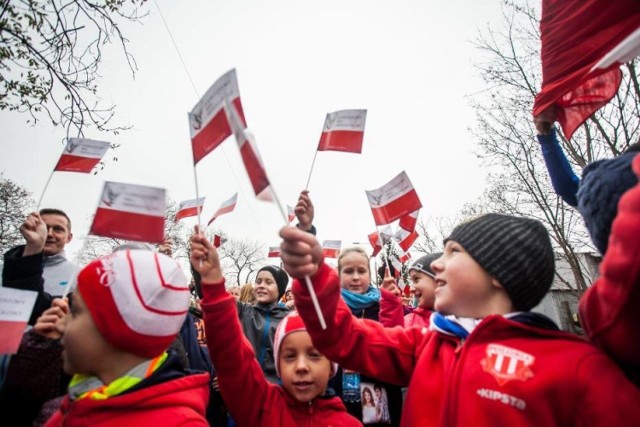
[380,254,441,329]
[280,214,640,426]
[577,152,640,383]
[189,231,360,426]
[44,249,209,426]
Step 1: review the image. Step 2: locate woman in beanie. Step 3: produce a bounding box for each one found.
[379,253,442,329]
[328,247,402,426]
[191,230,360,426]
[281,213,640,426]
[44,249,209,426]
[235,264,290,384]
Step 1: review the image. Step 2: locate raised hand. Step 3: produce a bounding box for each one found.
[20,212,47,256]
[33,298,69,339]
[279,226,323,278]
[189,226,223,283]
[381,267,401,297]
[294,190,315,231]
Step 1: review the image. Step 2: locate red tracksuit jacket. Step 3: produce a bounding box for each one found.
[201,282,361,427]
[294,262,640,426]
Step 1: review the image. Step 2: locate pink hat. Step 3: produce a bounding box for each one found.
[273,311,338,378]
[77,249,191,358]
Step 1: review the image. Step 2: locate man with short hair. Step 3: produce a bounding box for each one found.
[2,209,77,322]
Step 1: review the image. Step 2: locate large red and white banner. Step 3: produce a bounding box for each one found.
[322,240,342,258]
[175,197,205,222]
[267,246,281,257]
[90,181,166,243]
[317,109,367,153]
[399,209,419,233]
[189,69,247,164]
[533,0,640,140]
[395,228,419,252]
[54,138,110,173]
[366,171,422,226]
[226,101,272,201]
[207,193,238,225]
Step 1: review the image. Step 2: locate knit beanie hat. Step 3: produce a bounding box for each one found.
[77,249,191,358]
[577,151,639,255]
[258,265,289,300]
[273,311,337,378]
[409,253,442,278]
[444,214,555,311]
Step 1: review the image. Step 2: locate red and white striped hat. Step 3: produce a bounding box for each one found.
[273,311,338,378]
[77,249,191,358]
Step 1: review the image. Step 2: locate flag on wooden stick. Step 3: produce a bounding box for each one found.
[90,182,166,243]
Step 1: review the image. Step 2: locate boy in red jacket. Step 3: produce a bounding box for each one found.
[44,249,209,426]
[190,230,360,427]
[280,213,640,426]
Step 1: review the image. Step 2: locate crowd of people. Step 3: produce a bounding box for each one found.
[1,117,640,426]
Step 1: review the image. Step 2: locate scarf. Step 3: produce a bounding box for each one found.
[341,286,380,311]
[68,352,168,401]
[430,312,482,339]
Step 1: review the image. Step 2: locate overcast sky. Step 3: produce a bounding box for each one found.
[1,0,511,262]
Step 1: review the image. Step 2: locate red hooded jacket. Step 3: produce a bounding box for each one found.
[201,282,361,427]
[294,262,640,426]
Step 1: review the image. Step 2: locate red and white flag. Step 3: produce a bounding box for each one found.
[212,234,227,248]
[398,251,411,264]
[533,0,640,140]
[225,101,272,201]
[175,197,205,222]
[54,138,110,173]
[366,171,422,226]
[207,193,238,225]
[322,240,342,258]
[399,209,419,233]
[189,69,247,165]
[317,109,367,153]
[395,228,419,252]
[368,225,394,257]
[287,205,296,223]
[0,287,37,355]
[368,231,383,257]
[267,246,281,257]
[90,181,166,243]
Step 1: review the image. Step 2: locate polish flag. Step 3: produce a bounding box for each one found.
[399,209,419,233]
[54,138,110,173]
[398,251,411,264]
[175,197,205,222]
[212,234,227,248]
[388,256,402,278]
[317,109,367,153]
[225,101,272,201]
[366,171,422,226]
[207,193,238,225]
[395,228,419,252]
[267,246,281,257]
[368,231,383,257]
[368,225,394,257]
[189,69,247,164]
[322,240,342,258]
[533,0,640,140]
[0,287,37,355]
[287,205,296,223]
[90,181,166,243]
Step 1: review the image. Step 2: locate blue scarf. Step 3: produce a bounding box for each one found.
[341,286,380,311]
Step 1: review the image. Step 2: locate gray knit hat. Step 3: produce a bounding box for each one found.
[409,253,442,278]
[444,214,555,311]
